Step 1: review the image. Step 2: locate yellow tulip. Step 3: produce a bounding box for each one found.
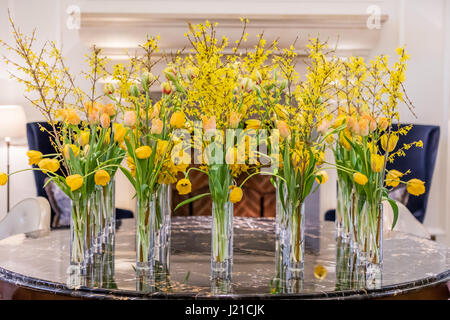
[315,171,329,184]
[66,109,81,126]
[27,150,43,166]
[277,120,290,139]
[38,158,60,174]
[0,172,8,186]
[378,117,390,131]
[380,134,399,152]
[202,116,216,131]
[170,111,186,129]
[135,146,152,159]
[406,178,425,196]
[370,154,384,173]
[353,172,368,185]
[176,178,192,195]
[63,144,80,159]
[151,118,164,134]
[66,174,83,192]
[113,123,127,143]
[157,140,169,157]
[228,111,241,129]
[339,130,352,151]
[94,170,111,186]
[78,131,90,147]
[358,117,369,136]
[124,111,136,127]
[386,169,403,187]
[100,113,111,129]
[314,264,328,280]
[245,119,261,130]
[229,186,243,203]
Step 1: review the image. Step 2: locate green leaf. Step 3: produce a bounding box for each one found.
[174,193,211,211]
[387,197,399,229]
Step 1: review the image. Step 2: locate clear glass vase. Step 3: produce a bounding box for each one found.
[279,199,305,280]
[275,178,287,238]
[136,184,171,273]
[211,201,233,282]
[70,194,90,269]
[90,180,115,254]
[352,192,383,267]
[336,178,352,242]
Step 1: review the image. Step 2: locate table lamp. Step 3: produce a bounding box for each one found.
[0,105,26,212]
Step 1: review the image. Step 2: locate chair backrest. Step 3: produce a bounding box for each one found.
[384,124,440,223]
[26,122,65,222]
[0,197,51,240]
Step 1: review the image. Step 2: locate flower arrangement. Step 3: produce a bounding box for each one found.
[330,48,425,266]
[0,14,126,267]
[105,35,189,272]
[170,20,276,281]
[0,15,428,286]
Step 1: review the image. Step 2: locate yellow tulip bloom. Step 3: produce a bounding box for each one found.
[170,111,186,129]
[370,154,384,173]
[63,144,80,159]
[66,174,83,192]
[229,186,243,203]
[176,178,192,195]
[406,178,425,196]
[245,119,261,130]
[38,158,60,174]
[113,123,127,143]
[315,171,329,184]
[26,150,43,166]
[151,118,164,134]
[386,169,403,187]
[94,170,111,186]
[353,172,368,185]
[135,146,152,159]
[380,134,399,152]
[0,172,8,186]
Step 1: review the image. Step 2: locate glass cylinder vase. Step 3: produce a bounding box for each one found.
[279,199,305,279]
[336,178,352,242]
[136,184,171,273]
[90,180,115,254]
[275,178,287,238]
[70,194,90,269]
[352,192,383,267]
[211,201,233,281]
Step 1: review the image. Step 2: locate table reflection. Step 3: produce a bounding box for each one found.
[0,217,447,299]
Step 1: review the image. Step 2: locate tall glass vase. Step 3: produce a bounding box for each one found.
[136,184,171,273]
[336,178,352,241]
[100,180,116,245]
[70,194,90,269]
[90,180,115,254]
[352,192,383,268]
[275,178,287,238]
[279,199,305,279]
[211,201,233,282]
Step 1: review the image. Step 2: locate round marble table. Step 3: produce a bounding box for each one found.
[0,217,448,300]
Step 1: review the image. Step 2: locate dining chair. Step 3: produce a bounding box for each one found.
[0,197,50,240]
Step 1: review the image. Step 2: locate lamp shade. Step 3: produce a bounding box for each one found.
[0,105,26,139]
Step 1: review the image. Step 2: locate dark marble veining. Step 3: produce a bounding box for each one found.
[0,217,448,299]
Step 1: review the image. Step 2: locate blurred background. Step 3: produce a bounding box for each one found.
[0,0,448,244]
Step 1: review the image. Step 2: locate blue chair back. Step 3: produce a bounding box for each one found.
[385,124,440,223]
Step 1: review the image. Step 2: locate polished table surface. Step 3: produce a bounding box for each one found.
[0,217,448,299]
